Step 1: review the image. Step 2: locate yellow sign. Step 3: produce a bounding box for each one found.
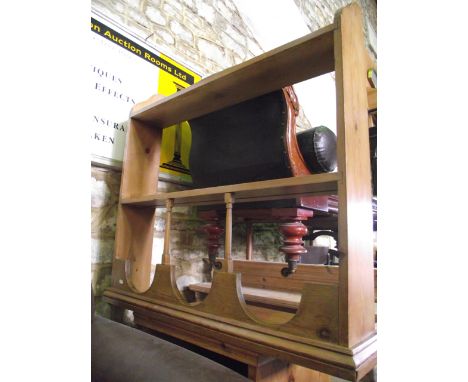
[157,54,201,182]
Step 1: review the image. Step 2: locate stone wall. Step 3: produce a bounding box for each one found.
[91,0,377,317]
[91,166,121,316]
[293,0,377,58]
[92,0,264,76]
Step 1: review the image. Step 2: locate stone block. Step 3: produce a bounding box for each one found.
[128,8,150,28]
[195,0,216,24]
[247,38,263,57]
[180,0,195,12]
[145,5,167,26]
[153,26,176,45]
[220,31,245,58]
[91,238,115,264]
[214,0,233,22]
[170,19,194,44]
[162,2,179,18]
[225,24,245,46]
[197,38,230,68]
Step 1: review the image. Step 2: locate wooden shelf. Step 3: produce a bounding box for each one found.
[121,172,340,207]
[130,24,335,128]
[109,5,377,380]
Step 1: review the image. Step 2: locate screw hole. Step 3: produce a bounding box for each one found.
[318,327,331,339]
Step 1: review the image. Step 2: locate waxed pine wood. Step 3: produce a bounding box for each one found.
[108,3,376,380]
[334,5,376,347]
[114,115,162,292]
[130,25,335,127]
[121,172,340,207]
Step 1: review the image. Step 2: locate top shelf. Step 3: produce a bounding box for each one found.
[121,172,340,207]
[130,23,336,128]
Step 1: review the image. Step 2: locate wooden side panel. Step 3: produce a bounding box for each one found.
[334,3,375,347]
[114,205,156,293]
[113,114,163,292]
[120,118,162,198]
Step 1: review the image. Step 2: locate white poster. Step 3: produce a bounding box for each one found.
[91,11,201,181]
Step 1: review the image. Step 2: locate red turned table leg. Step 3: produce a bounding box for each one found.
[202,219,224,271]
[279,221,308,277]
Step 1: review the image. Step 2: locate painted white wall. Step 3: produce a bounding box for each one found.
[234,0,337,133]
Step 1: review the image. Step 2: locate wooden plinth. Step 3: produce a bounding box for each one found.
[103,263,376,381]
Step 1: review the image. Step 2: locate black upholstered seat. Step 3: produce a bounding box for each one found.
[91,292,249,382]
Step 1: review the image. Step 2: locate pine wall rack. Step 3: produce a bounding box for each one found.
[103,4,377,381]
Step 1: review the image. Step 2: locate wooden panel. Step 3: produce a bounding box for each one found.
[240,275,318,293]
[121,173,340,207]
[134,313,261,366]
[189,282,302,310]
[131,24,335,127]
[234,260,339,290]
[249,358,331,382]
[113,115,163,292]
[367,88,376,111]
[334,3,376,347]
[120,118,162,198]
[114,205,156,293]
[209,258,339,294]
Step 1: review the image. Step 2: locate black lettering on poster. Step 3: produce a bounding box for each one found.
[91,17,195,85]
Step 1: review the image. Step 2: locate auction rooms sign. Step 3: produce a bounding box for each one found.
[91,10,201,181]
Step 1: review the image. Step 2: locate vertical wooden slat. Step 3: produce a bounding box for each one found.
[334,3,375,347]
[224,193,234,272]
[162,198,174,265]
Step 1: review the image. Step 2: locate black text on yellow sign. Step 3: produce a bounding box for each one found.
[91,18,194,85]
